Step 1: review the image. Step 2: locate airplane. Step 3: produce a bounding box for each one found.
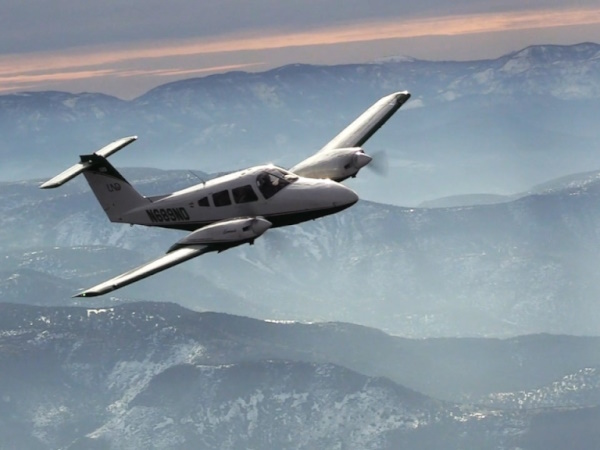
[40,91,411,297]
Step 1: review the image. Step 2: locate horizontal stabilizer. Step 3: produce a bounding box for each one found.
[95,135,138,158]
[74,245,209,297]
[40,161,92,189]
[40,136,137,189]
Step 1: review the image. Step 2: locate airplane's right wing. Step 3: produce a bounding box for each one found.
[289,91,410,181]
[74,245,209,297]
[74,217,272,297]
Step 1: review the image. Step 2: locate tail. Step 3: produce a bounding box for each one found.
[40,136,150,222]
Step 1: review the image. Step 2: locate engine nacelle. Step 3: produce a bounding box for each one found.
[170,217,272,251]
[289,147,372,182]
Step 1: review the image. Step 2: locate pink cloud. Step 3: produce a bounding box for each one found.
[1,7,599,95]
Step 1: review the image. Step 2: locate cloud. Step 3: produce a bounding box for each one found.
[2,7,600,96]
[0,62,262,94]
[0,69,116,93]
[111,64,264,79]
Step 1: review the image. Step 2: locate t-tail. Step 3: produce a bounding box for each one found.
[40,136,150,223]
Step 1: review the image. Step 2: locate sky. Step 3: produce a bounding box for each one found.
[2,1,600,99]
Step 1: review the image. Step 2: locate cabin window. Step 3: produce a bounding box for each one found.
[198,197,210,207]
[212,190,232,207]
[232,185,259,204]
[256,170,291,199]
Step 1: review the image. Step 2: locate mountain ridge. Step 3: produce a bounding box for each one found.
[2,301,600,402]
[3,301,600,449]
[2,42,600,206]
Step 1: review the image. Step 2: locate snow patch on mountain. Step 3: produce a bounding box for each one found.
[483,368,600,409]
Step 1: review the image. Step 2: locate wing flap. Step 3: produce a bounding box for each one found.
[74,245,208,297]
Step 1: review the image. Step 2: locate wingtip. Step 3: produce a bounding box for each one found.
[382,91,411,107]
[40,178,64,189]
[73,291,100,298]
[392,91,411,107]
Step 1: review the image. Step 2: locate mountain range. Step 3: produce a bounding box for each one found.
[2,43,600,205]
[2,301,600,449]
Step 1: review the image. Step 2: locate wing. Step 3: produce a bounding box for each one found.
[74,246,209,297]
[319,91,411,152]
[74,217,272,297]
[289,91,410,181]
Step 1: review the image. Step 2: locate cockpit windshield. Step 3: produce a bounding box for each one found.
[256,168,297,199]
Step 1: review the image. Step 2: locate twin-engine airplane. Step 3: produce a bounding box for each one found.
[41,91,411,297]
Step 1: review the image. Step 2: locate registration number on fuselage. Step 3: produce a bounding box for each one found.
[145,207,190,223]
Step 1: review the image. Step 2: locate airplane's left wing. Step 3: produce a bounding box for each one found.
[74,217,272,297]
[318,91,411,153]
[289,91,410,182]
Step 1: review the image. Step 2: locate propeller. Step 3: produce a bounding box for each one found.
[365,149,389,177]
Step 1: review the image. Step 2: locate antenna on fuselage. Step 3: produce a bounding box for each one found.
[188,170,206,186]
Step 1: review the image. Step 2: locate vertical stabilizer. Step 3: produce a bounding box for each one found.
[80,154,150,222]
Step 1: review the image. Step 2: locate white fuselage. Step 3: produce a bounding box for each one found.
[121,165,359,231]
